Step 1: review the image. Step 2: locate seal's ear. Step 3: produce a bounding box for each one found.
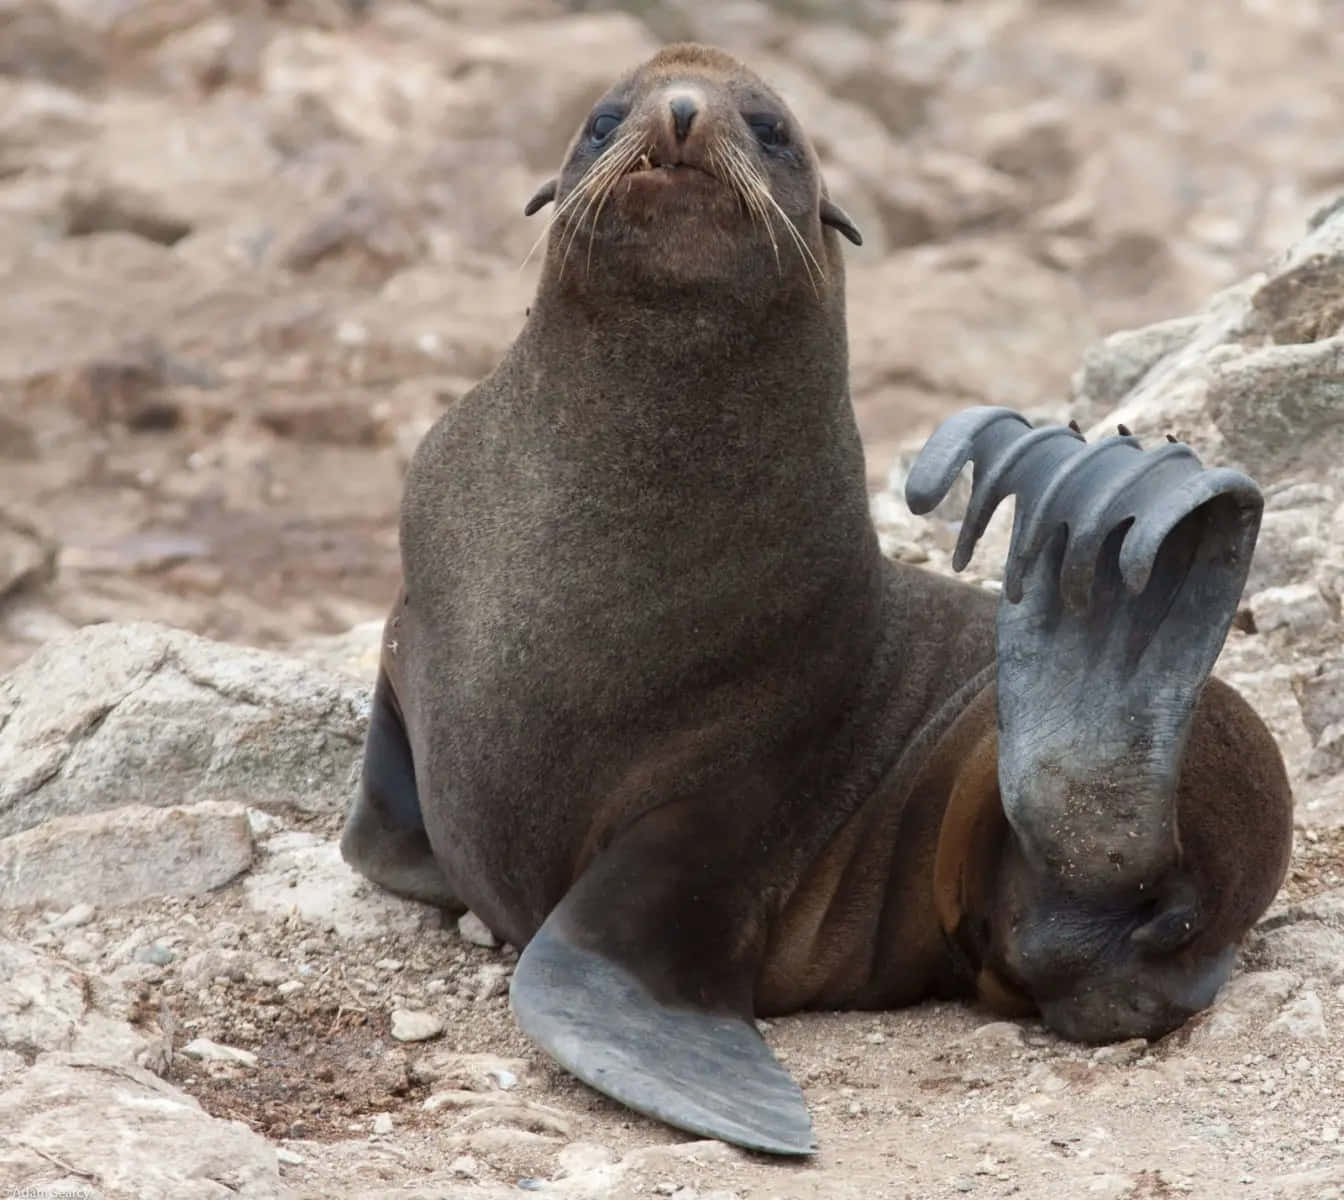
[524,179,557,217]
[820,198,862,246]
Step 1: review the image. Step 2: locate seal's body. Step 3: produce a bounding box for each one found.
[341,44,1293,1155]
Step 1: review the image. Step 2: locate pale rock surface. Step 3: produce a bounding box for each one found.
[0,1055,285,1199]
[0,801,252,908]
[242,831,438,940]
[0,621,369,837]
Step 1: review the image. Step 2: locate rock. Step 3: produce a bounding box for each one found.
[1091,1038,1148,1066]
[555,1142,619,1178]
[970,1021,1026,1050]
[243,832,438,940]
[134,942,176,966]
[390,1009,445,1043]
[450,1154,479,1178]
[372,1112,393,1135]
[0,938,152,1066]
[0,509,56,602]
[0,1056,280,1197]
[409,1049,532,1092]
[1248,583,1334,638]
[1070,316,1205,427]
[1252,922,1344,983]
[61,180,193,245]
[0,801,252,908]
[475,963,512,1002]
[1210,337,1344,481]
[48,901,95,928]
[458,910,500,948]
[1297,659,1344,742]
[181,1037,259,1067]
[1190,969,1302,1044]
[0,622,369,837]
[0,3,106,90]
[1266,990,1328,1039]
[1,938,89,1052]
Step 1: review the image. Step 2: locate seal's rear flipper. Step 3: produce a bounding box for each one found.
[340,666,464,911]
[511,914,816,1156]
[906,407,1263,897]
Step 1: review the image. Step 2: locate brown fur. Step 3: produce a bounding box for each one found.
[342,44,1293,1046]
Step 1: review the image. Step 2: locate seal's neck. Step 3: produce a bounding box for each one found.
[511,282,851,455]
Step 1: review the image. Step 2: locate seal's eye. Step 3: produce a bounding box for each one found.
[748,116,785,148]
[589,112,623,144]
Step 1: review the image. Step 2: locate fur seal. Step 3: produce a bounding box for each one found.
[340,44,1293,1155]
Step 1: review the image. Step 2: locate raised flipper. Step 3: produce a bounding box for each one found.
[340,667,464,911]
[906,407,1262,899]
[509,811,816,1156]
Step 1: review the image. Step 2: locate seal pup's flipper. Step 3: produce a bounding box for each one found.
[906,407,1262,898]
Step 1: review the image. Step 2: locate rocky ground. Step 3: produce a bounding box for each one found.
[2,2,1344,1199]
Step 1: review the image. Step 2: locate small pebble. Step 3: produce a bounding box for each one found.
[278,980,304,997]
[375,958,404,972]
[61,936,99,963]
[276,1148,305,1166]
[372,1113,394,1135]
[971,1021,1024,1049]
[475,964,512,1001]
[391,1009,445,1042]
[181,1038,258,1068]
[458,911,500,948]
[49,902,96,928]
[135,943,176,966]
[1091,1038,1147,1066]
[450,1155,479,1179]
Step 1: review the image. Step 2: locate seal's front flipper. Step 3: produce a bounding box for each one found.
[511,913,815,1155]
[906,407,1263,897]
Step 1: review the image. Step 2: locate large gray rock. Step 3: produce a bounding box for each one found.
[1073,198,1344,471]
[0,622,369,837]
[0,1055,286,1200]
[0,801,253,908]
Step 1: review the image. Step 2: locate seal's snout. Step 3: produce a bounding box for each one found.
[669,95,698,142]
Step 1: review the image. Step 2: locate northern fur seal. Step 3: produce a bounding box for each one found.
[340,44,1293,1155]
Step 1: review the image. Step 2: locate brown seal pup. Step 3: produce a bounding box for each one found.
[340,44,1293,1155]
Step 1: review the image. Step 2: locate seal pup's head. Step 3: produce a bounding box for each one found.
[524,44,861,305]
[934,678,1293,1044]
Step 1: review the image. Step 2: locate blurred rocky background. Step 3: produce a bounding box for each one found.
[2,0,1342,673]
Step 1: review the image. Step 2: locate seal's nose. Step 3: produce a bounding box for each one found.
[669,96,697,143]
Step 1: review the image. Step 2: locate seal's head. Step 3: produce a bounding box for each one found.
[524,44,860,303]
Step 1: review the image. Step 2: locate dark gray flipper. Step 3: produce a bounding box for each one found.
[906,407,1262,898]
[340,668,464,910]
[511,914,816,1156]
